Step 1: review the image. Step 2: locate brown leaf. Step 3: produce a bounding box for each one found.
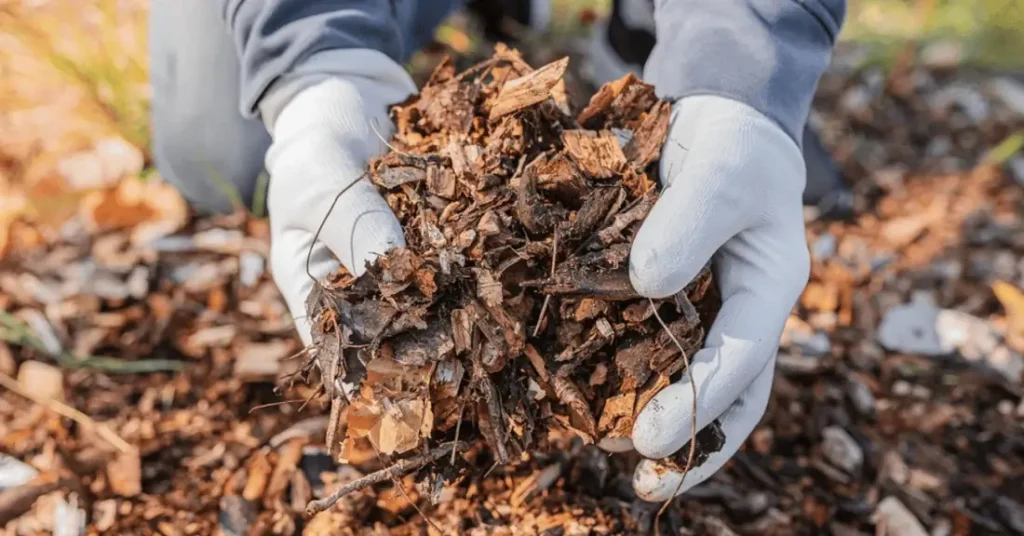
[380,248,423,281]
[79,179,188,246]
[374,398,433,455]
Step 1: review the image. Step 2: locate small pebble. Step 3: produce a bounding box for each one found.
[920,41,963,69]
[873,497,928,536]
[990,77,1024,117]
[239,252,265,288]
[929,84,989,123]
[877,297,948,356]
[847,378,876,416]
[0,454,38,489]
[999,400,1015,416]
[822,426,863,474]
[882,451,909,485]
[811,233,837,260]
[840,86,872,115]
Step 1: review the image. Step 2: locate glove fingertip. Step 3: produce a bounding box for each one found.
[628,222,705,299]
[632,382,692,459]
[633,460,686,502]
[628,240,677,299]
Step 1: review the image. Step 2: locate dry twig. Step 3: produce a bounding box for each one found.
[649,298,699,532]
[305,441,466,516]
[0,371,133,454]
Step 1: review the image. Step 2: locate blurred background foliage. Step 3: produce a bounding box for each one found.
[0,0,1021,233]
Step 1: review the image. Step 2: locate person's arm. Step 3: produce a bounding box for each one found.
[644,0,846,146]
[212,0,418,345]
[218,0,414,128]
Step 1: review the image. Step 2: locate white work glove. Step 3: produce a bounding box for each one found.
[265,51,417,345]
[622,95,811,501]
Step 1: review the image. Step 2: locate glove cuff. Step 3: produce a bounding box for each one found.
[259,48,416,134]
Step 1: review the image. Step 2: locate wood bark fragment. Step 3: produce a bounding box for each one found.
[303,47,719,498]
[489,57,569,120]
[562,130,627,179]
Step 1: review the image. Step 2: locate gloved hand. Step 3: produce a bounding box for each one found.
[264,52,417,345]
[621,94,811,501]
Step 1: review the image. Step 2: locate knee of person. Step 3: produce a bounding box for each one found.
[151,113,270,216]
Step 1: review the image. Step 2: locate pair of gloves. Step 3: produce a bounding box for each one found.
[265,50,809,502]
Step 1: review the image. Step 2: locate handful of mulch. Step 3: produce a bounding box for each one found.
[300,45,720,513]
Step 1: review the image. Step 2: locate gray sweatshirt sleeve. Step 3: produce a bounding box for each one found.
[219,0,406,120]
[644,0,846,146]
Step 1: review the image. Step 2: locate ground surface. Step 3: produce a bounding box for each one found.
[3,1,1024,535]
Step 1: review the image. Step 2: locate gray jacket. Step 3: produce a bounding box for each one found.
[218,0,846,146]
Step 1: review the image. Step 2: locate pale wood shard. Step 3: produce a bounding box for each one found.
[373,166,426,189]
[489,57,570,120]
[523,344,550,382]
[552,376,597,442]
[106,451,142,497]
[426,164,457,198]
[598,194,658,245]
[264,438,304,505]
[474,268,504,307]
[562,130,627,179]
[625,100,673,169]
[597,391,637,438]
[241,449,272,501]
[636,374,671,416]
[450,308,474,355]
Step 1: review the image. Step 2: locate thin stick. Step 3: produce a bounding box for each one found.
[369,118,411,156]
[306,172,367,283]
[0,372,133,454]
[360,434,448,535]
[247,399,304,413]
[305,441,466,516]
[281,345,313,362]
[532,231,558,337]
[451,402,466,465]
[648,299,698,533]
